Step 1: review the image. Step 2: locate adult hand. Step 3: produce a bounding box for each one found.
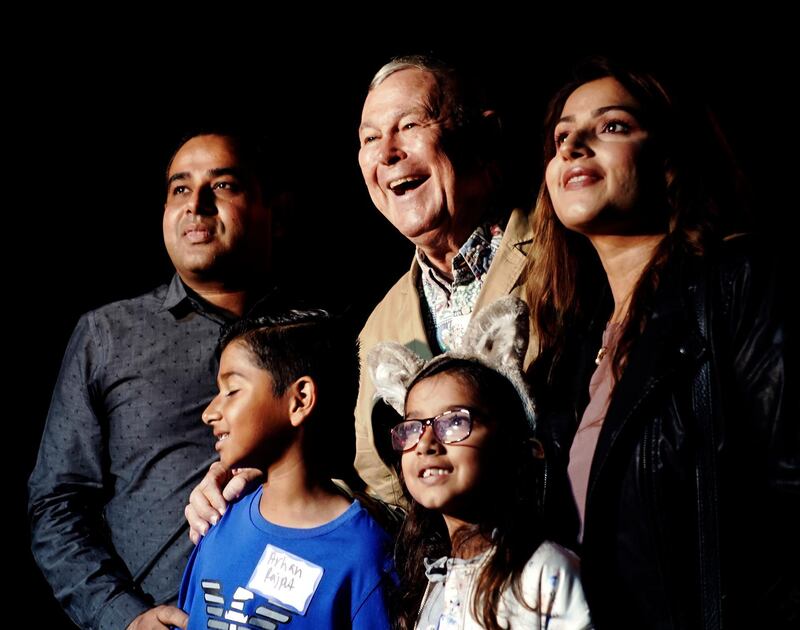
[126,605,188,629]
[185,462,262,544]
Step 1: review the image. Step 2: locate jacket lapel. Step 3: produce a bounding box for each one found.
[401,258,436,359]
[474,208,532,312]
[586,268,707,500]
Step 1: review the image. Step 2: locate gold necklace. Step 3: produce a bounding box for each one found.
[596,319,624,365]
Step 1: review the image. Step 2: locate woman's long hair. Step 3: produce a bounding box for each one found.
[525,56,747,380]
[391,359,546,630]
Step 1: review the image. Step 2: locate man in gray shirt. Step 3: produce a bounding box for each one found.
[28,130,277,630]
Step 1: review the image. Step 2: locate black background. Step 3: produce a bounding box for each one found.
[13,18,792,627]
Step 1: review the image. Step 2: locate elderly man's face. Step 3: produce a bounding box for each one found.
[358,69,478,250]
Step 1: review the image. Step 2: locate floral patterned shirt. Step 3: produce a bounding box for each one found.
[417,220,505,352]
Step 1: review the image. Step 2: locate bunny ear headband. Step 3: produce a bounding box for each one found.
[366,296,536,430]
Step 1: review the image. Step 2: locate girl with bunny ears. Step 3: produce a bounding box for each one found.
[369,297,592,630]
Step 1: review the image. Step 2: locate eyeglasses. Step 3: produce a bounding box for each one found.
[391,408,474,452]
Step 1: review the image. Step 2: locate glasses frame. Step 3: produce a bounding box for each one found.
[391,407,474,452]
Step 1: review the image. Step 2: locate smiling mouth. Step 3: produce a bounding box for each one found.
[566,174,594,185]
[421,467,451,478]
[563,169,601,190]
[388,176,427,196]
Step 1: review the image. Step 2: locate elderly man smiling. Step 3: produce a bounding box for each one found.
[354,55,534,502]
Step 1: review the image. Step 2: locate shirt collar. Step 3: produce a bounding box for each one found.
[159,273,238,325]
[423,551,489,583]
[160,273,191,313]
[415,217,505,288]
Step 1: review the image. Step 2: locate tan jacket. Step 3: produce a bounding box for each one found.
[355,208,535,502]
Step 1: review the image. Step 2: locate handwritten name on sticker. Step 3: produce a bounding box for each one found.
[247,544,324,615]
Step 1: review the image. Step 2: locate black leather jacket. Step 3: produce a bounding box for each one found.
[537,236,798,629]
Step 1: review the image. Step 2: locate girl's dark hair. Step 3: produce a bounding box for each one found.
[391,359,545,630]
[219,309,358,480]
[526,56,748,380]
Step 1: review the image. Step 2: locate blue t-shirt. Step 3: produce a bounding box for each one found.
[178,487,393,629]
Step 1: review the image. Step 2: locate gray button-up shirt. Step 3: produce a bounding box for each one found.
[28,275,275,630]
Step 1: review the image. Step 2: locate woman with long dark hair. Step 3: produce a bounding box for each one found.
[527,57,797,628]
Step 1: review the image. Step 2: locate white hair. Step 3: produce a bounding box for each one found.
[368,54,454,91]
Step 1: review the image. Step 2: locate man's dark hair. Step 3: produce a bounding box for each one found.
[166,126,275,201]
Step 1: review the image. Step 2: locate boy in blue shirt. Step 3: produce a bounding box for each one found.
[178,310,393,629]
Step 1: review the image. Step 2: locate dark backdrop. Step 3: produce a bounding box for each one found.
[13,21,791,627]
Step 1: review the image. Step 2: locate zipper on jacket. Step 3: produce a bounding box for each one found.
[414,581,433,630]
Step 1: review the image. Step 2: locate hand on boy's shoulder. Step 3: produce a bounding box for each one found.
[223,467,264,500]
[186,462,263,545]
[126,605,187,630]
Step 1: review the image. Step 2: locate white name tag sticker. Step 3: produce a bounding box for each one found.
[247,544,324,615]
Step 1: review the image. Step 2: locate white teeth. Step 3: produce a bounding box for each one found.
[568,175,590,184]
[422,468,450,478]
[389,176,420,190]
[218,434,229,442]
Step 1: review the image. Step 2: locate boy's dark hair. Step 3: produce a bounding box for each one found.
[219,309,358,479]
